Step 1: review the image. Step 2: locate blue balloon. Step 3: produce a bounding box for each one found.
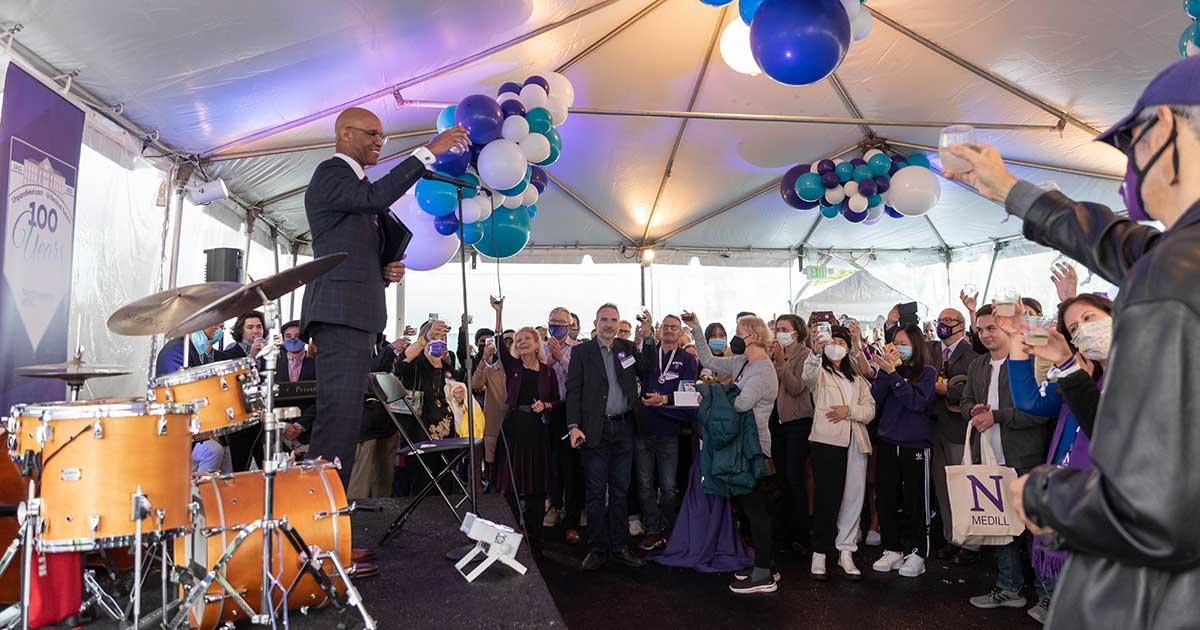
[738,0,764,24]
[835,161,854,183]
[852,164,874,183]
[885,206,904,219]
[780,164,811,209]
[821,171,841,189]
[524,75,550,93]
[474,207,531,259]
[529,166,548,194]
[500,99,526,119]
[793,198,819,211]
[873,175,891,194]
[857,178,877,197]
[750,0,851,86]
[460,221,484,245]
[820,204,841,219]
[905,153,932,169]
[415,172,460,217]
[843,206,868,223]
[816,159,836,174]
[436,106,457,133]
[433,149,470,177]
[527,204,537,220]
[497,82,522,96]
[850,158,867,167]
[888,159,906,176]
[699,0,734,5]
[434,214,459,236]
[868,153,893,177]
[795,172,825,201]
[454,94,504,145]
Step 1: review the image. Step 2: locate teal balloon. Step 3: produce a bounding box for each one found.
[474,207,531,259]
[545,127,562,152]
[905,153,932,169]
[436,105,457,132]
[867,154,892,177]
[526,107,553,134]
[534,139,560,166]
[794,172,825,202]
[835,161,854,183]
[1188,0,1200,19]
[498,166,532,196]
[852,164,874,183]
[460,221,484,245]
[527,204,537,220]
[867,194,882,207]
[1181,23,1198,57]
[415,171,459,216]
[819,204,841,219]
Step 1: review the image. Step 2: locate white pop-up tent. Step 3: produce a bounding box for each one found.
[794,270,920,323]
[0,0,1177,269]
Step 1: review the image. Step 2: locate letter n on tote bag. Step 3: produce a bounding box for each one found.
[946,425,1025,546]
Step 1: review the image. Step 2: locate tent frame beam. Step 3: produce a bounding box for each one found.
[253,140,430,207]
[544,171,638,244]
[828,72,874,139]
[204,128,436,163]
[884,139,1122,181]
[557,0,669,74]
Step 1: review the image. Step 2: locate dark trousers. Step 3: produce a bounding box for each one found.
[736,475,776,570]
[875,443,932,557]
[308,323,375,487]
[226,424,263,472]
[635,434,680,535]
[772,418,813,547]
[580,416,634,554]
[504,492,546,549]
[810,441,849,555]
[548,408,585,525]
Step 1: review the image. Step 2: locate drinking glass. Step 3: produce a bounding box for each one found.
[939,125,977,174]
[995,288,1020,317]
[961,283,978,298]
[1024,316,1053,346]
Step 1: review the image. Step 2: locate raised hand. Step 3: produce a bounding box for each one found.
[942,143,1020,204]
[426,126,471,157]
[1050,262,1078,302]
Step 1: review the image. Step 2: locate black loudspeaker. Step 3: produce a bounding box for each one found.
[204,247,243,283]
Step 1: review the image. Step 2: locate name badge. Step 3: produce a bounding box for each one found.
[660,371,679,383]
[620,355,636,369]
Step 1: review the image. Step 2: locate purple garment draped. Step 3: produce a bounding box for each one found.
[651,457,753,573]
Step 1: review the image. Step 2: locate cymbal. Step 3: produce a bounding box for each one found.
[165,253,348,339]
[107,282,244,336]
[18,358,131,383]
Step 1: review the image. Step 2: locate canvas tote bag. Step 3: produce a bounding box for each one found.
[947,424,1026,546]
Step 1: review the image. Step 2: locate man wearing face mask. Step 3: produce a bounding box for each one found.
[279,321,317,447]
[154,324,224,378]
[944,56,1200,630]
[569,312,583,342]
[543,307,584,537]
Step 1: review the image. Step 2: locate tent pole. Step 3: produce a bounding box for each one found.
[242,209,257,283]
[544,172,638,244]
[272,229,282,317]
[289,248,299,321]
[640,263,647,306]
[166,165,191,289]
[980,241,1005,305]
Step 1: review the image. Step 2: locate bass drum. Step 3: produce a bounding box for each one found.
[175,461,351,629]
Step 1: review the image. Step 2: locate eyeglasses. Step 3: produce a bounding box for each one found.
[347,126,389,146]
[661,324,681,331]
[937,318,962,325]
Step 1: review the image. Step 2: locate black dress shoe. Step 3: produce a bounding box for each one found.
[612,548,645,568]
[935,545,958,561]
[953,548,980,566]
[581,552,607,571]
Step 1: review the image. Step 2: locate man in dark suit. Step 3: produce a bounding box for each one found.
[301,107,468,485]
[566,303,647,570]
[925,307,982,564]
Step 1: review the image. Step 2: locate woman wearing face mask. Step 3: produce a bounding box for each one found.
[868,324,937,579]
[703,323,733,384]
[803,325,876,581]
[769,314,815,551]
[397,319,458,440]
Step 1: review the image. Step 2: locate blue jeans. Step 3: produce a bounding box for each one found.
[635,434,680,535]
[581,416,635,554]
[996,466,1033,592]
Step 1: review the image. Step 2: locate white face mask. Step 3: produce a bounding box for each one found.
[776,331,795,348]
[1072,317,1112,361]
[824,344,848,362]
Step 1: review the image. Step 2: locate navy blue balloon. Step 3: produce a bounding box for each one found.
[529,166,548,194]
[857,178,877,197]
[454,94,503,145]
[816,159,836,174]
[738,0,764,24]
[821,171,841,189]
[434,214,459,236]
[699,0,734,5]
[749,0,851,86]
[843,206,868,223]
[793,198,819,211]
[498,82,522,96]
[885,206,904,219]
[780,164,811,209]
[873,175,891,194]
[524,75,550,93]
[500,99,527,119]
[469,143,485,166]
[888,160,904,176]
[433,149,470,177]
[850,158,867,167]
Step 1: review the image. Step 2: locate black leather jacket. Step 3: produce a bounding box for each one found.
[1008,182,1200,630]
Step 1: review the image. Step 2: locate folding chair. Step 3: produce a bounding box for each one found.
[369,372,480,545]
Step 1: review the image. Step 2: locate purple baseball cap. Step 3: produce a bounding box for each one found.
[1097,56,1200,151]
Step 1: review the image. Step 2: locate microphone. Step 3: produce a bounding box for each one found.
[420,170,481,189]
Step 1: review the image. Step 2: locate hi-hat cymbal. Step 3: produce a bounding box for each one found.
[107,282,245,336]
[164,253,348,339]
[18,358,131,384]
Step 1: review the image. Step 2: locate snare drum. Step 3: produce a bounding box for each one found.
[7,399,194,552]
[150,358,262,439]
[175,460,352,629]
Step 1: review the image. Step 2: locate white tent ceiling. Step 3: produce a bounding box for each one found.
[0,0,1178,263]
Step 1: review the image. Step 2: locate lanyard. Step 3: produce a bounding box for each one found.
[658,346,678,383]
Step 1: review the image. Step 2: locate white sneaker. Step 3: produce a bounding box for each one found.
[898,553,926,577]
[542,508,561,528]
[629,517,645,537]
[838,551,862,580]
[865,530,882,546]
[811,553,827,580]
[872,550,905,572]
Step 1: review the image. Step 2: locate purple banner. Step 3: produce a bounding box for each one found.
[0,63,85,413]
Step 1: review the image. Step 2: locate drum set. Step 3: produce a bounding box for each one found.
[0,253,375,630]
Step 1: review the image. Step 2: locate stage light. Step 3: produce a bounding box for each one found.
[641,248,656,264]
[454,512,527,583]
[184,178,230,205]
[720,19,761,77]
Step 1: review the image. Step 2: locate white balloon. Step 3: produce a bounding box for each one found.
[824,186,846,205]
[501,115,530,142]
[502,194,524,209]
[519,133,552,163]
[834,158,846,165]
[390,196,459,271]
[719,19,762,76]
[809,163,821,174]
[477,140,527,190]
[459,196,486,224]
[863,149,883,161]
[852,9,873,42]
[866,203,885,221]
[497,92,519,104]
[548,99,569,126]
[478,198,494,223]
[840,0,861,21]
[545,72,576,107]
[522,185,539,207]
[848,194,869,213]
[889,165,942,216]
[520,84,548,110]
[843,180,859,198]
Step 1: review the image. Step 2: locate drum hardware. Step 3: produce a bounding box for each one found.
[81,570,125,621]
[16,349,131,403]
[0,482,41,630]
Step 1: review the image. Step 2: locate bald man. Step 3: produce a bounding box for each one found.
[301,108,468,486]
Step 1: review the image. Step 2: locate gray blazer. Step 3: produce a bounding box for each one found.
[300,156,425,335]
[959,353,1052,470]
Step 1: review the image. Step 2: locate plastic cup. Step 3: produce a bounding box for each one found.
[939,125,977,174]
[1024,316,1053,346]
[995,289,1019,317]
[962,283,978,298]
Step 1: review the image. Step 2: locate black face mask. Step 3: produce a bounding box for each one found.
[729,336,747,355]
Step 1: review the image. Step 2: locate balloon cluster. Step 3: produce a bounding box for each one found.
[779,150,940,224]
[1180,0,1200,58]
[405,72,575,268]
[704,0,873,85]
